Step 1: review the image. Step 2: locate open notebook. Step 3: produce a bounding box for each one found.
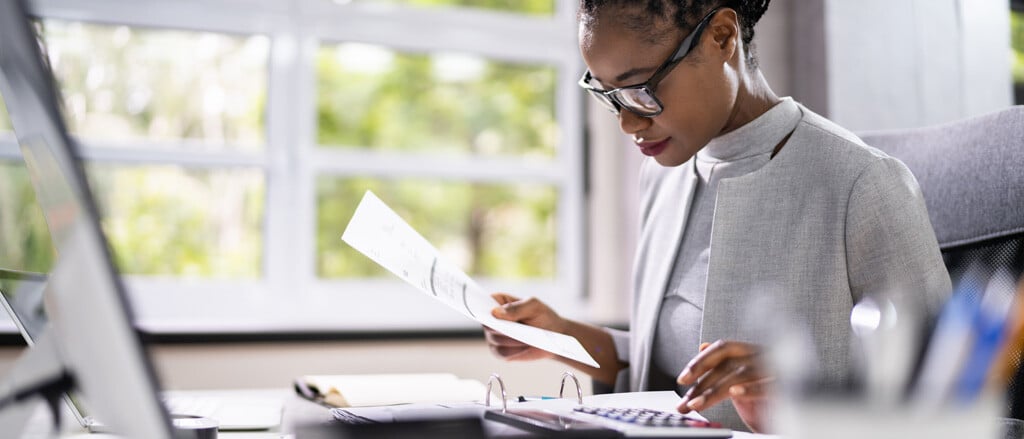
[0,270,283,431]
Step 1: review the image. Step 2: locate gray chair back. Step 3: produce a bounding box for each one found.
[861,106,1024,418]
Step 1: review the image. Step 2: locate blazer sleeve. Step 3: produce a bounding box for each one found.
[845,156,952,319]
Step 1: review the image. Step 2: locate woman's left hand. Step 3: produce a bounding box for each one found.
[676,340,773,433]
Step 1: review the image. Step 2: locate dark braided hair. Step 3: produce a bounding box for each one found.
[578,0,771,69]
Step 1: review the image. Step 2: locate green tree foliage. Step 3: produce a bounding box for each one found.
[87,166,264,278]
[1013,11,1024,84]
[317,44,558,158]
[41,21,268,149]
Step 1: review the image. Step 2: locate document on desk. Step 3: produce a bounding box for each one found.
[342,190,599,368]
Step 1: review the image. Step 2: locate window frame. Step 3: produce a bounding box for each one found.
[0,0,587,333]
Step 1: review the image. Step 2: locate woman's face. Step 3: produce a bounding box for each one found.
[579,8,740,167]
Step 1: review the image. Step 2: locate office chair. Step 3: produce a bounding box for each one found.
[861,105,1024,418]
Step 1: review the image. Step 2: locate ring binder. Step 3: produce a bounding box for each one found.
[560,371,584,404]
[484,371,583,409]
[483,371,620,438]
[485,373,508,412]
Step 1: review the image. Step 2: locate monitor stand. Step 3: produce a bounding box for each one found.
[0,330,73,437]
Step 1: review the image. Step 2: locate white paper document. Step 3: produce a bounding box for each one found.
[341,190,599,368]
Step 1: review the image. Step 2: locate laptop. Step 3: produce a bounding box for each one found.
[0,249,284,431]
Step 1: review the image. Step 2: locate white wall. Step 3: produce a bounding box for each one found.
[802,0,1013,131]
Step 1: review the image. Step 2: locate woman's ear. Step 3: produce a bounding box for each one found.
[706,8,740,63]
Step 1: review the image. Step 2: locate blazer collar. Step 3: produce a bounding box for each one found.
[631,159,698,391]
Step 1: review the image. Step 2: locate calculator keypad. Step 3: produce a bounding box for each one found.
[573,406,723,428]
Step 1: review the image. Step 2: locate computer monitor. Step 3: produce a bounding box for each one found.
[0,0,175,437]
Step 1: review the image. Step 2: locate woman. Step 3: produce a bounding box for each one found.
[484,0,951,432]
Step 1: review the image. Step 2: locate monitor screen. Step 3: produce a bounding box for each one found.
[0,0,174,437]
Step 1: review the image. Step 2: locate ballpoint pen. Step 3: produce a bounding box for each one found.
[516,395,559,402]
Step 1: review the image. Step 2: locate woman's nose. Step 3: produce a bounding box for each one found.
[617,109,651,135]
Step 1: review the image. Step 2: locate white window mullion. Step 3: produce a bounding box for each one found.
[263,27,303,295]
[75,145,266,168]
[551,54,587,317]
[301,2,568,65]
[309,149,565,184]
[31,0,291,35]
[295,35,321,289]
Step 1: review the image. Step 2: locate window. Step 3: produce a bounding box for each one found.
[38,20,270,280]
[1013,2,1024,104]
[4,0,584,332]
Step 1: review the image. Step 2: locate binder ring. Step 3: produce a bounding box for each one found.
[559,371,583,404]
[485,373,508,412]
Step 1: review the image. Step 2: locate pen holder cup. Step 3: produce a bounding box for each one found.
[775,398,1004,439]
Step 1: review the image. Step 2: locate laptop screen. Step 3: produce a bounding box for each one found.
[0,269,94,428]
[0,270,47,341]
[0,0,174,436]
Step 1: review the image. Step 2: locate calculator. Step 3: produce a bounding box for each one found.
[485,405,733,438]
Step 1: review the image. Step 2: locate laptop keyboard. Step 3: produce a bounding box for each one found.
[573,406,723,429]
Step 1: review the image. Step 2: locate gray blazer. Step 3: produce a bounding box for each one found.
[607,105,951,429]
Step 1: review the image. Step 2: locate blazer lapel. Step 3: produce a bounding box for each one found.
[631,160,698,390]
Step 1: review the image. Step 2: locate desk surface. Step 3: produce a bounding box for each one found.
[36,389,774,439]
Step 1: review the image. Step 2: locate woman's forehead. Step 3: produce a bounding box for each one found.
[580,18,679,85]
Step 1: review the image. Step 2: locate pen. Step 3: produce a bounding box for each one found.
[517,395,559,402]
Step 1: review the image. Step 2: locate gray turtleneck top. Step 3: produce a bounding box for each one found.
[649,98,802,391]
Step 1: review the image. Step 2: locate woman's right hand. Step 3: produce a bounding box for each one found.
[484,293,566,361]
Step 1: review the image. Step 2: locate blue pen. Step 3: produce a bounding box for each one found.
[954,270,1015,402]
[517,395,558,402]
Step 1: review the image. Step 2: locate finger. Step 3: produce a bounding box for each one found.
[492,296,545,321]
[698,342,711,352]
[682,361,770,412]
[678,340,758,385]
[729,377,774,399]
[484,329,526,348]
[491,292,520,305]
[679,357,745,411]
[490,344,549,362]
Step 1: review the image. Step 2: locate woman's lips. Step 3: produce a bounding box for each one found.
[637,138,671,157]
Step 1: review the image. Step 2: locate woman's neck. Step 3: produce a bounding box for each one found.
[720,68,781,135]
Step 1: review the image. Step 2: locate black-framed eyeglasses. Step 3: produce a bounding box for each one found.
[578,7,722,117]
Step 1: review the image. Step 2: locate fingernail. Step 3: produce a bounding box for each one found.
[686,395,705,410]
[730,385,745,396]
[678,369,692,383]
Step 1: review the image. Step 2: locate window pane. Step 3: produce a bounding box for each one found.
[0,161,56,273]
[1013,10,1024,104]
[40,21,269,149]
[317,177,556,279]
[348,0,554,15]
[87,166,265,278]
[317,43,558,158]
